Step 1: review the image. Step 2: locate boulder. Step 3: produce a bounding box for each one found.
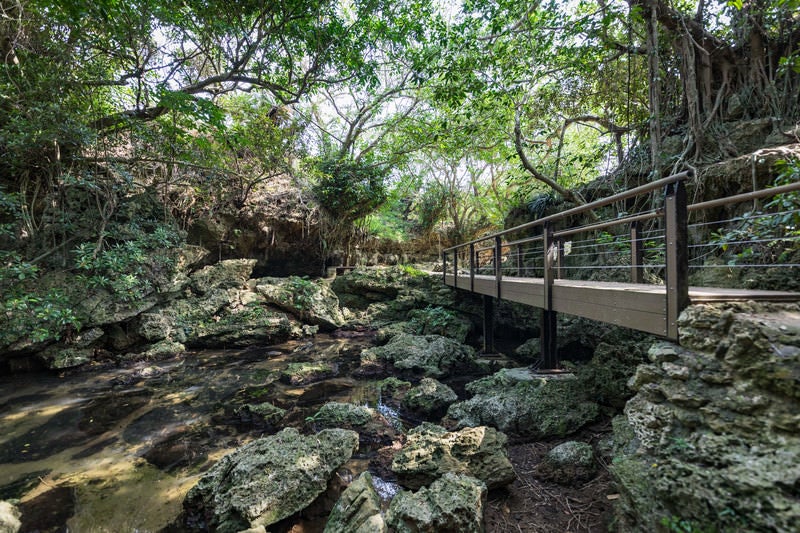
[307,402,397,447]
[401,377,458,418]
[256,276,345,330]
[361,333,488,379]
[190,259,256,295]
[324,472,386,533]
[0,501,21,533]
[391,423,515,490]
[182,427,359,532]
[385,473,487,533]
[446,368,599,439]
[535,441,596,484]
[613,303,800,532]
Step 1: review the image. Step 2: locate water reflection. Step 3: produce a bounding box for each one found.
[0,333,400,532]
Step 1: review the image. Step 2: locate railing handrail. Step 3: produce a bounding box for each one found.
[443,170,693,252]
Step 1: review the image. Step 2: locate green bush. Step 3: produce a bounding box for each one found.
[0,252,81,347]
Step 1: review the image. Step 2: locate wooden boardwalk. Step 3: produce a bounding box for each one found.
[445,273,800,338]
[442,172,800,369]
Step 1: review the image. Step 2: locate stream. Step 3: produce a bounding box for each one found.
[0,332,402,532]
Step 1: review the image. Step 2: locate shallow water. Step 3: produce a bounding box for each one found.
[0,333,395,532]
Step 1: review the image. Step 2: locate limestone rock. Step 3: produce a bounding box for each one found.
[182,427,359,532]
[535,441,596,484]
[385,473,487,533]
[401,377,458,418]
[391,423,515,490]
[307,402,397,447]
[614,303,800,532]
[324,472,386,533]
[447,368,599,439]
[0,501,21,533]
[256,276,345,330]
[361,333,488,379]
[190,259,256,295]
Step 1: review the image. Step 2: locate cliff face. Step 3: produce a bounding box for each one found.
[612,302,800,532]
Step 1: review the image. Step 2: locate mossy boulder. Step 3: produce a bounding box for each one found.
[446,368,599,439]
[324,472,386,533]
[391,423,515,490]
[190,259,256,295]
[535,441,596,485]
[182,427,359,532]
[256,276,345,330]
[385,473,487,533]
[361,333,488,379]
[401,377,458,419]
[307,402,397,447]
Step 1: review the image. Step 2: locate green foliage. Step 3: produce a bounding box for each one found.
[73,222,183,302]
[285,276,317,309]
[313,156,389,222]
[710,159,800,265]
[398,264,425,277]
[0,252,81,347]
[660,515,715,533]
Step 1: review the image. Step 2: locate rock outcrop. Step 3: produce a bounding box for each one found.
[401,377,458,419]
[324,472,386,533]
[391,423,515,490]
[385,473,487,533]
[181,427,359,532]
[446,367,599,438]
[256,276,345,330]
[361,333,488,379]
[613,302,800,532]
[535,441,596,485]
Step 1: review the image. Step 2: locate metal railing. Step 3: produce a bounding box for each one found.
[442,170,800,369]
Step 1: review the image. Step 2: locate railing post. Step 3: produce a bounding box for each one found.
[664,180,689,340]
[555,239,564,280]
[453,249,458,290]
[631,220,644,284]
[494,235,502,299]
[516,244,522,276]
[469,243,475,292]
[442,251,448,284]
[540,222,558,370]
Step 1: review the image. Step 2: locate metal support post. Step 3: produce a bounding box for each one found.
[540,222,559,370]
[664,180,689,340]
[482,295,495,353]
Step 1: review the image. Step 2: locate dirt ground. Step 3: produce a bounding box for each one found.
[485,423,617,533]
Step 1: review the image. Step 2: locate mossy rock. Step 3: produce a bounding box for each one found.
[447,368,599,439]
[401,377,458,418]
[361,333,488,379]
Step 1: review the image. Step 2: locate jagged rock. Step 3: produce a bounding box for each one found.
[613,303,800,532]
[385,473,487,533]
[0,501,21,533]
[401,377,457,418]
[256,276,345,330]
[307,402,397,447]
[406,306,472,343]
[361,333,488,379]
[446,368,598,439]
[182,427,359,532]
[391,423,515,490]
[324,472,386,533]
[190,259,256,295]
[535,441,596,485]
[241,403,286,425]
[140,340,185,359]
